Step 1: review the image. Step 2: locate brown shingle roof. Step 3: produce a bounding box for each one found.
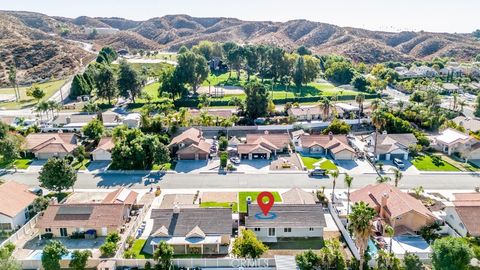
[281,188,316,204]
[0,181,37,217]
[453,193,480,236]
[169,128,203,147]
[188,109,234,119]
[245,133,290,149]
[176,140,211,154]
[37,203,126,229]
[350,183,434,220]
[94,137,114,152]
[102,187,138,205]
[300,134,354,153]
[25,133,77,154]
[288,106,322,117]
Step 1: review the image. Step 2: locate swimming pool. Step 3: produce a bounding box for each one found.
[28,250,73,260]
[367,239,378,256]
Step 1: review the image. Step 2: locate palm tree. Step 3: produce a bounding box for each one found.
[344,173,354,224]
[384,224,395,253]
[459,99,466,113]
[319,97,332,121]
[329,170,340,203]
[371,110,386,160]
[36,101,49,123]
[349,201,376,270]
[370,98,381,111]
[389,168,403,187]
[452,92,458,111]
[8,66,20,102]
[355,93,365,124]
[376,176,391,183]
[47,100,61,119]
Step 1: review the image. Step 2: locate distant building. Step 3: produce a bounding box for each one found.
[122,113,142,128]
[453,116,480,133]
[287,106,322,121]
[295,133,355,160]
[434,128,480,159]
[168,128,211,160]
[91,137,114,161]
[366,132,417,160]
[237,133,291,160]
[445,193,480,237]
[24,133,79,159]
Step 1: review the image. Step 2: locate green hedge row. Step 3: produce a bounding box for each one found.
[126,93,379,109]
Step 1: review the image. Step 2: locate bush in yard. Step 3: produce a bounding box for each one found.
[41,240,68,270]
[153,241,174,270]
[105,232,121,244]
[431,236,473,270]
[232,229,268,259]
[69,250,92,270]
[99,241,117,257]
[220,151,228,168]
[219,136,228,151]
[123,249,136,259]
[295,250,319,270]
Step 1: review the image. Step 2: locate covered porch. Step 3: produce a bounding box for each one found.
[150,235,230,255]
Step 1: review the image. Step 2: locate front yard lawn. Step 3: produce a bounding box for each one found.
[130,239,152,259]
[300,156,338,171]
[72,159,90,170]
[0,158,32,169]
[412,154,460,171]
[238,191,282,213]
[200,201,238,213]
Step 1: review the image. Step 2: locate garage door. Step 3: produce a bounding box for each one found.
[378,154,387,160]
[390,153,406,160]
[179,153,196,160]
[198,153,208,160]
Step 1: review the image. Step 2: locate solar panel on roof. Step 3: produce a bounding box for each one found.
[57,206,93,215]
[117,189,131,202]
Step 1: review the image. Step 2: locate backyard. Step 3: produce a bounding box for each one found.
[0,79,66,109]
[238,191,282,213]
[300,156,339,171]
[200,201,238,213]
[412,154,460,171]
[129,239,152,259]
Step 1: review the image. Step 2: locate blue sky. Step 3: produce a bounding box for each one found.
[3,0,479,33]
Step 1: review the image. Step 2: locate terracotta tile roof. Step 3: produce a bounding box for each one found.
[453,193,480,236]
[300,134,354,153]
[37,203,126,229]
[350,183,434,220]
[169,128,203,147]
[0,181,37,218]
[94,137,114,152]
[25,133,77,154]
[102,187,138,205]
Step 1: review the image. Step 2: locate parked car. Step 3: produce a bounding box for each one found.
[308,167,327,177]
[393,158,405,169]
[367,152,375,162]
[28,187,43,196]
[230,157,240,164]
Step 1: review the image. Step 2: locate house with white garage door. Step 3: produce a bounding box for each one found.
[91,137,114,161]
[366,132,417,160]
[434,128,480,160]
[24,133,78,159]
[295,133,355,160]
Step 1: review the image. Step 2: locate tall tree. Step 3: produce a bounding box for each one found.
[355,93,365,124]
[117,60,143,103]
[431,237,473,270]
[344,173,353,225]
[175,50,209,93]
[82,119,105,142]
[319,97,332,120]
[7,66,19,102]
[29,85,45,103]
[371,110,386,159]
[293,56,305,88]
[153,241,174,269]
[69,250,92,270]
[243,45,259,81]
[0,242,21,270]
[41,240,68,270]
[95,65,118,105]
[70,75,90,98]
[158,66,185,100]
[389,168,403,187]
[329,170,339,203]
[349,201,376,270]
[244,80,268,119]
[38,158,77,193]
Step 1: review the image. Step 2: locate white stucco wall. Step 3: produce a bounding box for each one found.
[249,227,323,242]
[0,208,28,231]
[445,206,469,237]
[92,149,112,161]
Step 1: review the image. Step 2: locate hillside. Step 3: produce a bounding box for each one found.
[1,11,479,86]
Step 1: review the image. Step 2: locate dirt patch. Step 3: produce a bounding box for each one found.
[201,192,237,203]
[409,193,445,212]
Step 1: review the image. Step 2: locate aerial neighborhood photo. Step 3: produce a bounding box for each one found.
[1,0,480,269]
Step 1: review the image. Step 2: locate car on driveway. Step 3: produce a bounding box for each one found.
[230,157,240,164]
[393,158,405,169]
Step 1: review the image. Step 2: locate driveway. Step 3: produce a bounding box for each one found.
[27,160,47,172]
[335,159,376,174]
[235,160,270,173]
[87,161,111,172]
[379,159,419,175]
[175,160,210,173]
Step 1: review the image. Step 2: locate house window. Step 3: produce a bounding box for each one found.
[459,223,465,229]
[284,228,292,233]
[0,223,11,230]
[45,228,52,233]
[309,227,314,231]
[254,228,261,232]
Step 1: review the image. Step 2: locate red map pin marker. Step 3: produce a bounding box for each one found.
[257,191,274,216]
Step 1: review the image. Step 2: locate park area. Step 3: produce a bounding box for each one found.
[0,80,66,109]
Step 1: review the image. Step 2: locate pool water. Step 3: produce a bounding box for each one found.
[367,239,378,255]
[29,250,73,260]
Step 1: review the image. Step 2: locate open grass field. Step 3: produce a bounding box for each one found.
[238,191,282,213]
[412,154,460,171]
[0,79,66,109]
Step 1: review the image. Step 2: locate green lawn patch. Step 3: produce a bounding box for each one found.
[0,159,32,169]
[200,201,238,213]
[412,154,460,171]
[238,191,282,213]
[72,159,90,170]
[152,162,176,171]
[0,80,66,109]
[130,239,152,259]
[45,192,71,202]
[300,156,338,171]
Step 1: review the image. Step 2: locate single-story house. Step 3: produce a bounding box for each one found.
[335,103,360,118]
[149,207,231,255]
[36,203,128,237]
[444,193,480,237]
[366,132,417,160]
[237,133,291,160]
[0,181,37,231]
[296,133,355,160]
[435,128,480,159]
[442,83,460,93]
[350,183,436,234]
[168,128,211,160]
[25,133,78,159]
[287,106,322,121]
[245,204,326,242]
[122,113,142,128]
[102,187,139,213]
[281,188,317,204]
[51,112,121,130]
[452,116,480,133]
[91,137,114,161]
[188,109,235,120]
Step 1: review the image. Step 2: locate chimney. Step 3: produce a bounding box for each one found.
[66,116,71,124]
[328,131,333,140]
[379,192,389,218]
[173,203,180,214]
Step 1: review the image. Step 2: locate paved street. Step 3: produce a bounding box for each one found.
[3,171,480,190]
